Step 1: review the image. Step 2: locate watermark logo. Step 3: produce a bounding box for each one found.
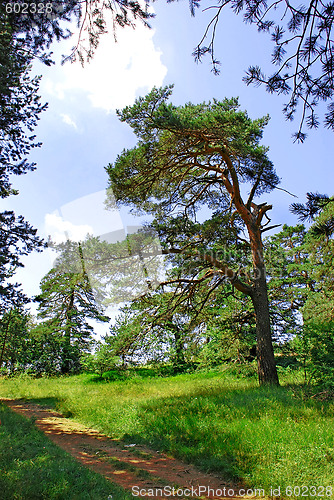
[131,485,266,497]
[45,189,163,310]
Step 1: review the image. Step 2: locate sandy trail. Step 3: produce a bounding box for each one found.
[1,398,250,499]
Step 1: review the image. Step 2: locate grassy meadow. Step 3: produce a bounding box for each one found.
[0,365,333,499]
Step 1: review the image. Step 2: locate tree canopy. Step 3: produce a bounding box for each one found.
[292,192,334,323]
[3,0,152,65]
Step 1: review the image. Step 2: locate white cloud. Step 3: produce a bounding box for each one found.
[61,113,78,129]
[44,190,125,244]
[43,23,167,112]
[45,213,94,243]
[58,190,124,238]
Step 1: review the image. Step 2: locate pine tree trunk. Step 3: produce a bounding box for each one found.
[248,225,279,386]
[62,290,75,374]
[251,266,279,386]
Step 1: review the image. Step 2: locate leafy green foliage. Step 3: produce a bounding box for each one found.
[111,87,278,212]
[197,289,256,367]
[4,0,152,66]
[290,193,333,223]
[99,307,147,367]
[279,194,334,386]
[292,322,334,387]
[0,308,30,371]
[0,212,44,312]
[0,4,45,312]
[0,9,47,198]
[295,194,334,323]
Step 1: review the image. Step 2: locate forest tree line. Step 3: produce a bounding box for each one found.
[1,1,334,387]
[1,196,334,388]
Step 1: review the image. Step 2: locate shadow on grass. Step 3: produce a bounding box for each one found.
[24,396,60,409]
[0,402,131,500]
[4,372,332,492]
[11,396,75,418]
[116,381,332,484]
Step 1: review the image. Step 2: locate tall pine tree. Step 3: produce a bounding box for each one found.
[106,86,281,385]
[36,241,109,373]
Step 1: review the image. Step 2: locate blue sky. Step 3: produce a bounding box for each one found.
[3,0,333,329]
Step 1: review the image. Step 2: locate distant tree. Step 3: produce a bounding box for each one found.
[101,299,202,371]
[188,0,334,141]
[88,339,120,376]
[292,321,334,386]
[0,310,73,375]
[36,241,109,373]
[286,193,334,385]
[104,306,147,366]
[0,309,53,374]
[81,230,163,306]
[126,292,205,371]
[106,86,281,385]
[0,307,29,371]
[290,192,334,322]
[24,320,72,374]
[264,224,314,341]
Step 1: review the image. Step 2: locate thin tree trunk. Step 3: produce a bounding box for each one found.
[62,290,75,374]
[0,310,12,371]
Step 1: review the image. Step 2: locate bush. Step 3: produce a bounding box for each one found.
[292,321,334,387]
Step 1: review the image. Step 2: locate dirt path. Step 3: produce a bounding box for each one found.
[1,398,251,500]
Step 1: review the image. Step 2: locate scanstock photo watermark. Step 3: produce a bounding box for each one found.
[45,188,289,313]
[131,486,264,497]
[131,485,334,497]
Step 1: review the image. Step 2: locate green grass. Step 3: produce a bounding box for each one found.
[0,366,333,499]
[0,401,132,500]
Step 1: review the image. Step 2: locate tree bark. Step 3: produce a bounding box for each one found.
[248,222,279,386]
[62,289,75,374]
[251,266,279,385]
